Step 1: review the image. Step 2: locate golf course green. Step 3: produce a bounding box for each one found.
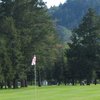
[0,85,100,100]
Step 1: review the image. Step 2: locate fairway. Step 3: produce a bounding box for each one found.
[0,85,100,100]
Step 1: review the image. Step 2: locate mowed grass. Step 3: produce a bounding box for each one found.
[0,85,100,100]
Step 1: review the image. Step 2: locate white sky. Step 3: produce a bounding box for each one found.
[43,0,66,8]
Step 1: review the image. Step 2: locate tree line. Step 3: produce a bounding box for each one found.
[49,0,100,29]
[0,0,60,88]
[51,8,100,86]
[0,0,100,89]
[37,8,100,86]
[40,8,100,86]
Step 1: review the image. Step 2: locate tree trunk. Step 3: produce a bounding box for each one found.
[25,80,28,87]
[7,80,11,88]
[86,79,90,85]
[13,79,18,89]
[0,81,3,89]
[94,79,97,85]
[21,80,25,87]
[72,79,75,85]
[64,79,67,85]
[37,69,41,87]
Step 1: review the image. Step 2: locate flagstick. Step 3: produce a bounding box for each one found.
[31,55,37,100]
[34,64,37,87]
[34,64,37,100]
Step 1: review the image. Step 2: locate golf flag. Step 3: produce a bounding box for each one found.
[31,55,36,65]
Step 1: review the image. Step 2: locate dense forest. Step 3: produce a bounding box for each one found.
[49,0,100,43]
[0,0,61,88]
[49,0,100,29]
[0,0,100,89]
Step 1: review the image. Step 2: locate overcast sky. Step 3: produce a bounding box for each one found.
[43,0,66,8]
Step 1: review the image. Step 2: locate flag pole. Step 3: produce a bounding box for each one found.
[34,64,37,100]
[31,55,37,100]
[34,64,37,87]
[31,55,37,86]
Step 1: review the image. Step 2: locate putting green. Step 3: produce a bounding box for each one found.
[0,85,100,100]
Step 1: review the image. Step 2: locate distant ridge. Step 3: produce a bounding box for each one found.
[49,0,100,29]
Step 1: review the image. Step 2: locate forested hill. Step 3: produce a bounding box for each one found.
[49,0,100,29]
[56,25,72,43]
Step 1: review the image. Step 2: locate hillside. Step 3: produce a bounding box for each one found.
[56,25,72,43]
[49,0,100,29]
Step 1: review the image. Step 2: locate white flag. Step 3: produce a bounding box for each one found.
[31,55,36,65]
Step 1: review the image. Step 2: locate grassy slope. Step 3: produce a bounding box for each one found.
[0,85,100,100]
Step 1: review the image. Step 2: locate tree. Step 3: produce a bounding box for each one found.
[0,0,59,88]
[66,8,100,85]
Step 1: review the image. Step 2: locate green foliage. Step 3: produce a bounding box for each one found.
[56,25,72,43]
[0,0,59,88]
[49,0,100,29]
[66,8,100,84]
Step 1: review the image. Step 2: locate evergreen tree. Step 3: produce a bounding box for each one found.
[0,0,59,88]
[66,8,100,85]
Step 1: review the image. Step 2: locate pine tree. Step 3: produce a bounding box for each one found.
[0,0,59,88]
[66,8,100,85]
